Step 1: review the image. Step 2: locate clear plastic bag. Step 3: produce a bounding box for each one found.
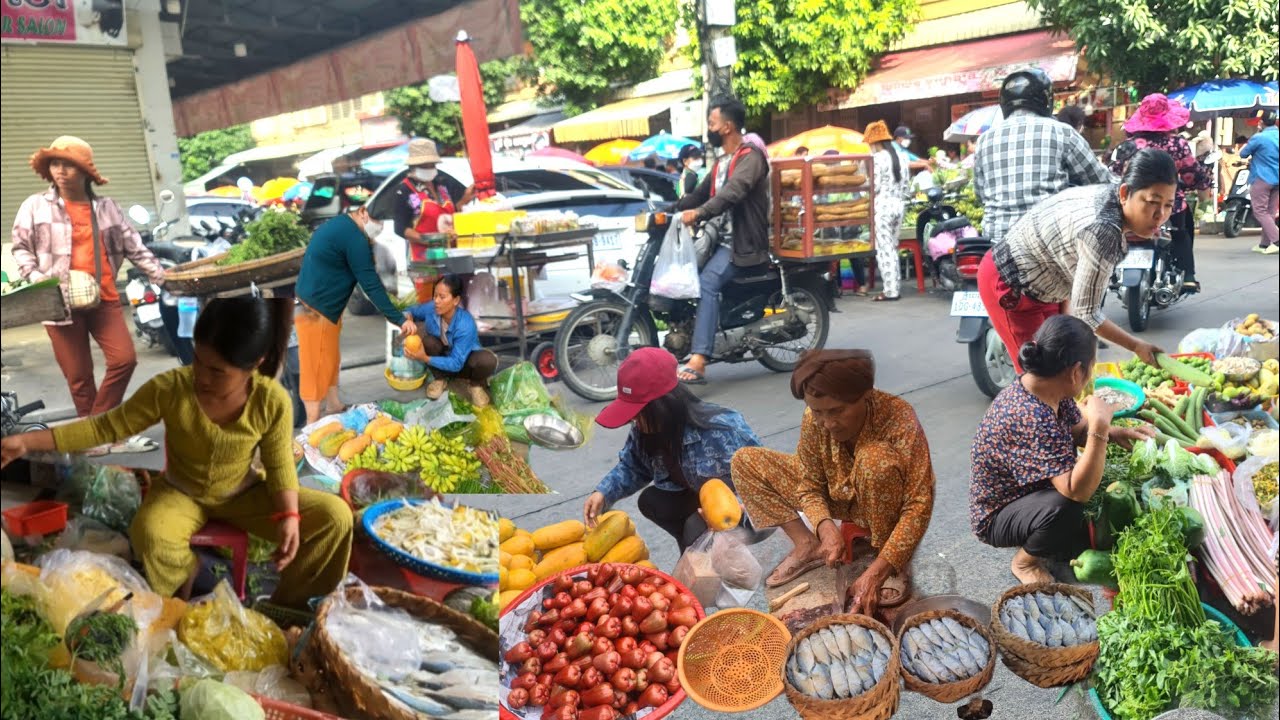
[321,575,423,682]
[145,630,220,695]
[1177,327,1225,355]
[404,393,476,433]
[225,665,313,708]
[38,549,158,636]
[178,580,288,672]
[82,465,143,534]
[650,222,700,300]
[54,516,131,560]
[1198,423,1251,460]
[1233,455,1279,529]
[674,528,762,609]
[1217,317,1279,361]
[1141,475,1190,509]
[591,261,628,292]
[489,362,554,420]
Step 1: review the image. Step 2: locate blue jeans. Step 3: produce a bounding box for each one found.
[692,245,738,357]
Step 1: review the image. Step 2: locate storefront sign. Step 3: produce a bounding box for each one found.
[2,0,127,46]
[669,100,705,139]
[492,130,551,157]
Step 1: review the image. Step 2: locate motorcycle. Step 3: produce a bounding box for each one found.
[1109,226,1188,332]
[1,391,47,437]
[128,190,210,266]
[913,184,978,292]
[125,269,178,357]
[1222,167,1258,239]
[553,210,832,401]
[950,232,1016,399]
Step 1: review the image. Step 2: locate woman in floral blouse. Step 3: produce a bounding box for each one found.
[1109,94,1213,292]
[583,348,762,553]
[969,315,1152,584]
[733,350,936,616]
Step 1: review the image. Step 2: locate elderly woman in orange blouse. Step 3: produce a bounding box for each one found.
[732,350,936,615]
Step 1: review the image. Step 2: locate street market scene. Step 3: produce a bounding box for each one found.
[1,0,1279,719]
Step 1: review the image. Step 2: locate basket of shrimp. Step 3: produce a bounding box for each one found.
[989,582,1099,688]
[897,609,995,703]
[782,614,900,720]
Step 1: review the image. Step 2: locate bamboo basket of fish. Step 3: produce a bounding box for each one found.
[311,585,498,720]
[897,609,995,703]
[782,613,900,720]
[989,582,1099,688]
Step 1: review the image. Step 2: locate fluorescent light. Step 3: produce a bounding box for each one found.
[233,42,247,57]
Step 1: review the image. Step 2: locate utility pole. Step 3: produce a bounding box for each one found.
[697,0,735,142]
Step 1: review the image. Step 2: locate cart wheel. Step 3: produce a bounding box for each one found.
[532,342,559,381]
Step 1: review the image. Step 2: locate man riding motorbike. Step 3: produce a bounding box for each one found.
[974,69,1113,244]
[674,96,771,387]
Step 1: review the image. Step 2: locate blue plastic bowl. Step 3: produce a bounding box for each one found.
[361,498,501,587]
[1092,377,1146,419]
[1086,602,1251,720]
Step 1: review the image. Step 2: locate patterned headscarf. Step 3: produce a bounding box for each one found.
[790,350,876,403]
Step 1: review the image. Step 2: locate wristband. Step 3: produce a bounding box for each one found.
[1087,431,1109,444]
[272,511,301,523]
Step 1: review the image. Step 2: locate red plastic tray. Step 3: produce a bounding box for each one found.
[2,500,67,536]
[498,563,704,720]
[256,696,344,720]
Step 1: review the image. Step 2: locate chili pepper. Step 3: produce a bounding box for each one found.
[553,664,583,688]
[581,682,615,707]
[610,667,637,693]
[507,688,529,709]
[593,650,621,675]
[638,683,668,709]
[639,610,668,634]
[504,641,534,663]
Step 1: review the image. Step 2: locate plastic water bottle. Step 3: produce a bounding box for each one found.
[177,297,199,338]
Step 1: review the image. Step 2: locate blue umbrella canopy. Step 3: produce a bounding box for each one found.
[627,132,700,161]
[362,142,410,175]
[1167,79,1278,119]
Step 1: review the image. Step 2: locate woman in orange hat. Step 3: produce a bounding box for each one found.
[863,121,912,302]
[12,137,168,444]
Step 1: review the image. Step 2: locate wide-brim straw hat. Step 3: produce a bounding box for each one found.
[406,138,442,166]
[863,121,893,145]
[30,136,109,185]
[1123,94,1191,134]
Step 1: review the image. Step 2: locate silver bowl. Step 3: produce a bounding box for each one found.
[523,413,584,450]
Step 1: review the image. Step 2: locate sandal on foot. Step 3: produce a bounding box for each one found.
[110,435,160,454]
[877,571,911,608]
[872,294,900,302]
[677,366,707,385]
[765,553,826,588]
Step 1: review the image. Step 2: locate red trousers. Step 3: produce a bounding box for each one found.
[976,252,1062,374]
[45,303,138,417]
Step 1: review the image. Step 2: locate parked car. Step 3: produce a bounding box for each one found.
[599,166,680,202]
[185,197,257,236]
[313,157,654,315]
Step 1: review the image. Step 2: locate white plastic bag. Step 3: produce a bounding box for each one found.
[590,261,628,292]
[673,528,762,609]
[1197,423,1251,460]
[1177,328,1224,355]
[1232,455,1278,529]
[650,222,700,300]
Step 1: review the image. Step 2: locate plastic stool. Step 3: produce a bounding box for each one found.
[865,240,928,295]
[190,520,249,601]
[840,522,870,563]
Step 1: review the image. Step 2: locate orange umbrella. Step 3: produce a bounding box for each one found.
[767,125,870,158]
[584,139,642,166]
[258,177,299,202]
[206,185,252,198]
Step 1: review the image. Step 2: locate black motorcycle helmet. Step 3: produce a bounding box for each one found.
[999,69,1054,118]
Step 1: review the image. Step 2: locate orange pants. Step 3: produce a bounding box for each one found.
[295,305,342,402]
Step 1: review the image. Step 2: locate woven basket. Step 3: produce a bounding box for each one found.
[311,585,498,720]
[677,608,791,713]
[164,247,307,295]
[782,614,901,720]
[989,582,1099,688]
[897,609,995,703]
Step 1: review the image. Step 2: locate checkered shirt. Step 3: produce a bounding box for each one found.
[974,110,1114,244]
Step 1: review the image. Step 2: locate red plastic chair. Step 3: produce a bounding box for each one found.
[840,522,870,563]
[865,239,928,295]
[190,520,249,601]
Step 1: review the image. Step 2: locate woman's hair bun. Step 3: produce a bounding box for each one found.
[1018,340,1045,373]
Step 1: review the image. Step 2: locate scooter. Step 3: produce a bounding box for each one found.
[950,232,1016,399]
[913,185,978,292]
[553,210,832,401]
[1,392,47,437]
[128,190,208,266]
[1108,226,1188,332]
[125,269,177,357]
[1223,167,1258,239]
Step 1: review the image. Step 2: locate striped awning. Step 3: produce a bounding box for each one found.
[552,91,693,144]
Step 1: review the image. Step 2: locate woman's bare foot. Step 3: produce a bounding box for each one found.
[1011,548,1053,585]
[766,541,826,588]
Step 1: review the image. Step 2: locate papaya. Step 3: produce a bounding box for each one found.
[364,416,394,436]
[499,517,517,543]
[307,421,343,447]
[319,430,356,458]
[507,568,537,592]
[534,542,587,580]
[338,435,372,462]
[584,513,632,562]
[500,535,535,558]
[635,560,657,570]
[371,422,404,444]
[532,520,586,552]
[699,478,742,531]
[498,590,523,611]
[600,536,648,564]
[598,510,636,537]
[508,554,536,572]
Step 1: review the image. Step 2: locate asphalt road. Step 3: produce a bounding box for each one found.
[3,232,1278,719]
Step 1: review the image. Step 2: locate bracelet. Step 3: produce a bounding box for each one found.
[1088,431,1109,444]
[271,511,301,523]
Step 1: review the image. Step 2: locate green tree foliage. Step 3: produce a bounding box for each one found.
[682,0,917,116]
[521,0,679,115]
[1026,0,1279,92]
[177,125,255,182]
[384,56,535,149]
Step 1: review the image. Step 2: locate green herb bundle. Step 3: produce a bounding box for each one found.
[217,209,309,266]
[1111,505,1204,627]
[65,611,137,682]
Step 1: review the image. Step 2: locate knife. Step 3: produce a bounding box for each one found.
[833,562,854,614]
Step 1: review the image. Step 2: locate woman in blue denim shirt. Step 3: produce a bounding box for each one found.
[582,347,763,552]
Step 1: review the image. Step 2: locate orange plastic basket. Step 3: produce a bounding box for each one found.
[676,608,792,713]
[255,695,344,720]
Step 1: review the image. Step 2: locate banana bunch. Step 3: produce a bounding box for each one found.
[345,444,386,472]
[418,430,482,493]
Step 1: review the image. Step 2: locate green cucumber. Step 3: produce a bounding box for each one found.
[1151,396,1198,439]
[1174,395,1190,419]
[1156,353,1216,388]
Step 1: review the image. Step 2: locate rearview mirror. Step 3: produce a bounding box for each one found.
[158,189,175,205]
[128,205,151,226]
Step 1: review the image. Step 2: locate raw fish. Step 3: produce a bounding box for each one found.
[810,634,833,665]
[937,650,970,680]
[1069,593,1095,617]
[1053,593,1072,615]
[842,659,866,695]
[871,654,888,681]
[930,619,957,645]
[953,645,982,675]
[1026,616,1047,645]
[871,630,891,658]
[903,629,923,657]
[426,686,498,711]
[1034,593,1057,618]
[1024,597,1041,622]
[910,657,940,683]
[923,652,958,683]
[850,626,874,655]
[940,617,967,641]
[971,633,990,658]
[794,667,819,696]
[828,660,852,698]
[818,628,843,660]
[811,663,834,700]
[918,621,942,646]
[384,687,456,717]
[1059,617,1078,646]
[796,637,817,673]
[852,661,876,691]
[832,624,854,657]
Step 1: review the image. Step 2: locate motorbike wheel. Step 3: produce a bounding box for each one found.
[968,325,1015,399]
[1223,206,1247,238]
[757,286,830,373]
[936,258,961,293]
[1126,282,1150,332]
[554,301,656,402]
[531,341,559,381]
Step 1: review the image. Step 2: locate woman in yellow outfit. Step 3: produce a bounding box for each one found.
[0,298,352,609]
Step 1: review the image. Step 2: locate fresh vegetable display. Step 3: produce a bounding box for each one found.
[898,618,990,686]
[788,622,893,699]
[1252,460,1278,506]
[1070,549,1117,589]
[996,592,1097,647]
[1137,390,1208,449]
[371,498,501,575]
[1188,470,1277,614]
[64,610,137,682]
[1121,355,1215,391]
[498,513,651,610]
[216,207,308,266]
[476,434,551,494]
[499,563,699,718]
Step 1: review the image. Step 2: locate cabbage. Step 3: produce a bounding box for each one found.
[180,679,265,720]
[1156,439,1219,481]
[1129,438,1159,481]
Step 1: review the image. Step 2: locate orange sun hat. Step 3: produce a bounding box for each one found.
[30,136,109,186]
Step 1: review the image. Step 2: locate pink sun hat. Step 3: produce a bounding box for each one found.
[1124,93,1192,134]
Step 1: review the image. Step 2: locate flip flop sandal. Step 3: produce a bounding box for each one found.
[110,435,160,454]
[872,294,900,302]
[765,555,826,588]
[677,366,708,386]
[877,572,911,608]
[85,444,111,457]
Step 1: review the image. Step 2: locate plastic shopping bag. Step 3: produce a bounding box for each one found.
[650,222,700,300]
[1198,423,1251,460]
[1233,454,1279,529]
[489,362,554,420]
[591,262,629,292]
[178,580,289,672]
[673,527,762,609]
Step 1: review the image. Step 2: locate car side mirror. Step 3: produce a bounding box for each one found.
[128,205,151,226]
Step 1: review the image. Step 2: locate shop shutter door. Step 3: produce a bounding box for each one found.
[1,44,155,243]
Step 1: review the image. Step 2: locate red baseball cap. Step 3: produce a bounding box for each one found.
[595,347,679,429]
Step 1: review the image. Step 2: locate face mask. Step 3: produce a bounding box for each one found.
[707,130,725,148]
[363,219,383,238]
[688,159,703,171]
[413,168,438,182]
[898,138,911,149]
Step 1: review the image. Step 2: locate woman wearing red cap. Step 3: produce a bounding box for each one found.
[582,347,763,553]
[12,137,167,446]
[732,349,936,616]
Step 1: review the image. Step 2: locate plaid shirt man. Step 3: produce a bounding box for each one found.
[974,109,1113,243]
